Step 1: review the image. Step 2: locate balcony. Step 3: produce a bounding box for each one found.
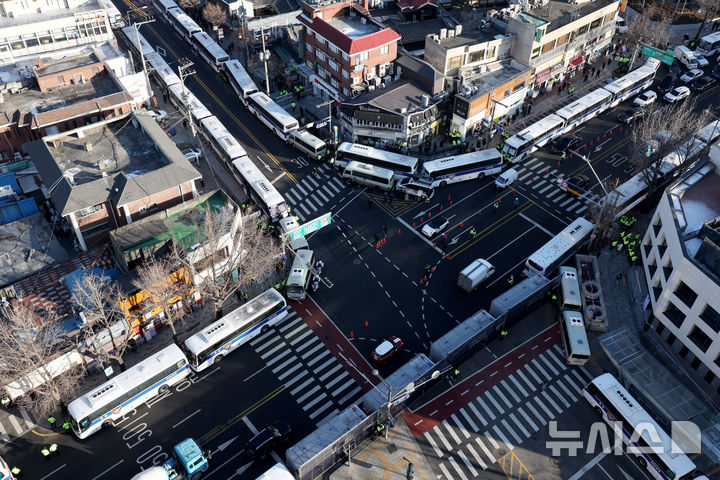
[528,22,615,67]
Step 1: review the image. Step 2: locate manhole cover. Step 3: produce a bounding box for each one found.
[386,444,398,454]
[353,258,361,265]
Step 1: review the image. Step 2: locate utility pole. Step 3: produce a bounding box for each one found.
[127,12,156,103]
[260,27,271,94]
[317,99,334,146]
[178,59,197,137]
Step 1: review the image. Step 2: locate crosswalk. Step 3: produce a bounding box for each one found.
[0,408,36,442]
[249,309,363,425]
[420,345,593,480]
[285,164,348,222]
[515,158,599,215]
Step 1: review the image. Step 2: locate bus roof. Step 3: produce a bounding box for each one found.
[337,142,418,167]
[510,114,565,145]
[168,84,212,122]
[4,350,84,401]
[155,0,178,12]
[345,160,394,179]
[423,149,502,174]
[193,32,228,60]
[146,52,181,88]
[694,120,720,145]
[121,26,154,57]
[225,59,257,94]
[168,8,201,34]
[603,67,654,95]
[255,463,295,480]
[528,218,593,269]
[248,92,298,129]
[556,89,612,119]
[289,129,325,149]
[200,116,247,160]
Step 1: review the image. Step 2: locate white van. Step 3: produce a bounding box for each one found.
[674,45,699,69]
[278,216,309,251]
[495,168,518,189]
[458,259,495,292]
[559,266,582,311]
[341,161,395,191]
[286,249,315,301]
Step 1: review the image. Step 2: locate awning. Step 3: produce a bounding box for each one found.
[535,67,551,83]
[569,56,585,68]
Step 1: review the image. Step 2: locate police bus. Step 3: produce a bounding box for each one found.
[67,344,190,439]
[341,161,395,191]
[247,92,299,140]
[501,114,565,163]
[99,0,125,28]
[183,289,288,372]
[146,51,181,89]
[559,310,590,366]
[523,218,594,277]
[288,129,326,160]
[199,116,247,166]
[153,0,179,17]
[286,249,315,301]
[603,66,656,108]
[120,26,154,59]
[225,59,258,105]
[336,142,418,179]
[555,89,612,134]
[192,32,229,72]
[231,157,288,222]
[168,83,213,125]
[167,7,201,42]
[697,32,720,56]
[421,150,503,187]
[558,266,582,311]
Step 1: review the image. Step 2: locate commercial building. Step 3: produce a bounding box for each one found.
[24,111,202,251]
[505,0,620,90]
[642,147,720,393]
[298,0,401,100]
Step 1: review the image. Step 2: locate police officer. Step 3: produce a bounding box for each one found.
[513,197,519,208]
[48,443,58,455]
[47,416,56,430]
[10,466,20,477]
[41,447,50,459]
[1,396,10,408]
[508,275,514,286]
[62,420,71,432]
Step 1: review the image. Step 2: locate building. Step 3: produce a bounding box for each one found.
[0,0,114,64]
[0,48,136,160]
[24,111,202,251]
[505,0,620,90]
[450,59,533,138]
[298,0,401,100]
[642,147,720,394]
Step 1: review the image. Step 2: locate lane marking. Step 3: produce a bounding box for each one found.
[172,409,202,429]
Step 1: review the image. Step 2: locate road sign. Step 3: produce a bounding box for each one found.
[315,121,328,128]
[641,45,674,65]
[288,212,331,239]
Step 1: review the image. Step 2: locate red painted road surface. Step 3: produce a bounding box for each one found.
[403,324,561,438]
[292,296,380,393]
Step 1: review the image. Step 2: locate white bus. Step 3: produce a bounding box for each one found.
[183,289,288,371]
[225,59,258,104]
[99,0,124,28]
[523,217,594,277]
[501,114,565,163]
[154,0,179,17]
[556,89,612,134]
[289,129,326,160]
[256,463,295,480]
[559,266,582,311]
[287,249,315,301]
[120,26,154,58]
[421,149,503,187]
[584,373,706,480]
[336,142,419,179]
[604,66,655,108]
[0,456,12,480]
[200,116,247,165]
[167,7,201,42]
[247,92,299,140]
[146,51,181,89]
[341,161,395,190]
[559,310,590,366]
[3,350,84,402]
[231,157,288,221]
[67,344,190,439]
[192,32,229,72]
[697,32,720,56]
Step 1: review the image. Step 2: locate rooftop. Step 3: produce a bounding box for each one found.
[344,79,436,114]
[382,17,452,45]
[0,0,106,29]
[327,13,382,38]
[515,0,618,34]
[434,23,508,49]
[457,59,531,100]
[35,52,101,77]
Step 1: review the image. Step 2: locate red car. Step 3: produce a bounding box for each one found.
[372,336,404,363]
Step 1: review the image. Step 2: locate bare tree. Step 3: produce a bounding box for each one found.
[0,304,83,418]
[628,100,713,195]
[132,257,192,342]
[73,271,133,372]
[694,0,720,40]
[622,5,672,52]
[202,2,227,28]
[173,206,283,315]
[177,0,202,10]
[587,178,622,249]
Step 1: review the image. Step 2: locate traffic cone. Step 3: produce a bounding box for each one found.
[445,254,450,259]
[610,130,613,135]
[413,222,416,228]
[433,243,437,248]
[531,177,535,182]
[423,276,427,282]
[557,161,561,167]
[498,198,501,203]
[398,229,401,235]
[440,205,444,211]
[365,320,369,327]
[460,222,464,227]
[597,136,600,142]
[477,210,482,215]
[420,278,424,284]
[431,267,435,273]
[570,153,573,158]
[420,217,424,223]
[428,212,432,218]
[512,189,516,194]
[448,195,452,202]
[449,201,453,206]
[590,141,593,146]
[350,331,355,338]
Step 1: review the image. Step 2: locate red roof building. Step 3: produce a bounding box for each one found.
[298,0,401,99]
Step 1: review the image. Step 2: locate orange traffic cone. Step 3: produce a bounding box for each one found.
[350,331,355,338]
[398,229,401,235]
[364,320,369,327]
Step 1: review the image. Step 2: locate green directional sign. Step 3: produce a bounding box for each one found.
[289,212,332,239]
[641,45,675,65]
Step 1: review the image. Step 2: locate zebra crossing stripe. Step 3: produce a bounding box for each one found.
[20,409,34,430]
[517,407,539,432]
[466,401,487,427]
[466,443,487,470]
[272,356,298,373]
[448,456,470,480]
[570,370,587,391]
[295,182,308,196]
[265,348,293,367]
[260,342,286,360]
[558,196,576,208]
[518,171,534,181]
[326,181,341,194]
[509,413,531,439]
[483,432,500,450]
[531,179,548,190]
[331,378,356,397]
[321,185,334,198]
[433,426,454,450]
[302,392,329,411]
[491,386,512,410]
[305,176,320,188]
[556,378,577,401]
[7,415,23,435]
[501,418,523,444]
[450,414,471,439]
[325,371,350,389]
[524,158,540,169]
[298,203,312,216]
[475,398,495,421]
[575,205,588,214]
[459,408,480,432]
[297,386,322,404]
[492,425,514,451]
[438,463,454,480]
[286,372,312,390]
[475,437,496,463]
[443,422,463,445]
[539,353,561,376]
[541,390,564,414]
[319,364,343,382]
[509,373,530,396]
[425,431,445,458]
[538,184,555,194]
[295,337,318,354]
[525,401,547,426]
[306,349,332,367]
[337,386,362,406]
[546,189,563,200]
[278,316,303,332]
[288,328,313,346]
[277,361,303,380]
[457,450,479,477]
[304,196,319,212]
[252,333,282,350]
[0,422,9,442]
[515,369,536,392]
[522,363,543,385]
[331,177,345,190]
[309,401,335,420]
[311,356,336,374]
[530,357,553,381]
[315,189,330,203]
[500,380,522,403]
[285,324,308,342]
[547,349,568,371]
[534,394,556,419]
[548,385,570,408]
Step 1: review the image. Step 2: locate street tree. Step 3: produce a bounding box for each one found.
[621,5,671,52]
[202,2,227,28]
[177,0,202,10]
[587,177,622,249]
[132,256,192,342]
[627,100,713,195]
[73,271,133,372]
[694,0,720,40]
[172,205,283,316]
[0,303,82,418]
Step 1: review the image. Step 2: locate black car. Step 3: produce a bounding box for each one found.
[657,75,675,93]
[550,136,581,154]
[617,108,644,124]
[712,67,720,80]
[690,76,717,92]
[245,420,292,459]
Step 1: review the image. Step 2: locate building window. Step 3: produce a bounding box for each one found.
[541,40,555,54]
[359,51,369,61]
[380,45,389,55]
[328,42,338,54]
[512,82,525,93]
[643,241,652,260]
[447,55,463,69]
[662,257,673,281]
[342,69,349,79]
[604,12,616,24]
[657,235,668,258]
[674,281,698,308]
[468,50,485,63]
[328,59,338,71]
[701,305,720,332]
[653,217,662,237]
[306,44,313,53]
[691,357,702,370]
[305,26,312,36]
[57,75,65,85]
[663,301,685,328]
[92,66,100,75]
[487,46,496,58]
[530,47,540,59]
[330,77,338,88]
[343,87,349,96]
[704,370,715,384]
[317,51,326,62]
[77,204,102,217]
[342,52,349,61]
[688,326,712,353]
[316,35,325,45]
[556,33,569,47]
[647,254,657,280]
[590,18,602,30]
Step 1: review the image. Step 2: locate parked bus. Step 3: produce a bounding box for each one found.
[199,116,247,165]
[523,218,594,277]
[99,0,125,28]
[559,310,590,366]
[167,7,201,42]
[286,249,315,301]
[247,92,299,140]
[3,350,84,402]
[341,161,395,190]
[231,157,288,221]
[697,32,720,56]
[168,83,212,125]
[559,266,582,311]
[288,129,326,160]
[604,66,655,108]
[120,26,154,58]
[421,150,503,187]
[256,463,295,480]
[192,31,229,72]
[225,59,258,105]
[0,456,12,480]
[153,0,179,17]
[183,289,288,371]
[556,89,612,134]
[336,142,418,179]
[584,373,707,480]
[146,51,181,89]
[501,114,565,163]
[67,344,190,439]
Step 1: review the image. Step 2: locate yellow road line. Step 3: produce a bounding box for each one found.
[499,450,536,480]
[31,429,61,437]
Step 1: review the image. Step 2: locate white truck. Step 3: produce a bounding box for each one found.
[457,259,495,292]
[674,45,699,69]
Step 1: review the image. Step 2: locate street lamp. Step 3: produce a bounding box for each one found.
[573,150,609,196]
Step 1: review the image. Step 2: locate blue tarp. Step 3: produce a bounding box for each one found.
[64,267,121,310]
[0,172,39,225]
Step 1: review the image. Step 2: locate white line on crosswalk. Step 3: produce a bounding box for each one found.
[325,371,350,389]
[509,413,531,439]
[294,182,308,196]
[501,418,523,444]
[556,378,577,402]
[306,349,332,367]
[434,426,454,451]
[546,188,563,199]
[467,401,488,427]
[310,194,324,208]
[425,431,445,457]
[298,203,311,216]
[447,456,470,480]
[303,392,329,411]
[576,205,588,214]
[546,349,568,371]
[296,211,306,222]
[325,181,340,194]
[294,337,317,354]
[272,356,297,373]
[443,422,462,445]
[297,385,322,404]
[305,176,320,188]
[531,179,548,190]
[338,386,361,406]
[7,415,23,435]
[476,437,496,463]
[570,370,587,391]
[304,196,319,212]
[438,463,454,480]
[450,414,471,439]
[475,398,496,421]
[457,449,479,477]
[20,409,34,430]
[260,342,286,360]
[459,408,479,432]
[525,401,547,427]
[524,158,541,169]
[491,385,513,410]
[319,364,344,382]
[522,362,544,385]
[252,332,282,349]
[309,401,335,420]
[516,369,536,392]
[277,362,303,381]
[331,378,356,397]
[549,385,570,407]
[518,171,534,181]
[542,390,564,414]
[331,177,345,190]
[500,380,521,403]
[508,374,529,397]
[265,348,293,367]
[466,443,488,470]
[538,184,555,194]
[284,324,307,342]
[315,189,329,203]
[517,406,539,432]
[289,376,314,393]
[285,190,300,203]
[311,357,337,375]
[492,425,514,451]
[534,394,556,419]
[0,422,9,442]
[559,196,576,208]
[484,432,500,450]
[539,353,561,376]
[531,357,553,381]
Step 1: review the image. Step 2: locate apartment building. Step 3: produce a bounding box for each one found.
[298,0,401,100]
[24,111,201,251]
[0,0,114,64]
[642,148,720,393]
[505,0,620,89]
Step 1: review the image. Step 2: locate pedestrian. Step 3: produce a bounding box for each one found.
[10,466,20,477]
[48,443,57,455]
[374,233,380,244]
[584,73,588,82]
[528,103,532,114]
[313,167,318,176]
[389,193,394,205]
[62,420,71,432]
[508,275,514,286]
[433,144,437,153]
[47,416,56,430]
[591,66,596,76]
[41,447,50,459]
[243,292,248,303]
[500,329,508,340]
[513,197,519,208]
[493,201,499,212]
[1,396,10,409]
[183,118,188,129]
[469,228,477,239]
[595,70,600,79]
[482,137,487,147]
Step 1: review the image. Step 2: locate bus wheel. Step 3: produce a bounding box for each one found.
[159,384,170,395]
[102,420,114,429]
[440,181,447,187]
[594,406,603,417]
[214,354,224,364]
[261,324,270,333]
[637,456,647,468]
